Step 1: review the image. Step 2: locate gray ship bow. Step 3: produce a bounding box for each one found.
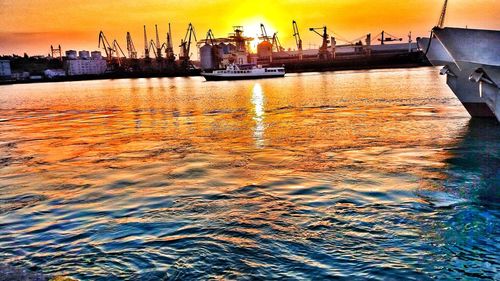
[420,27,500,121]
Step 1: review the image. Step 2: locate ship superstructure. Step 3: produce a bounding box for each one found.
[201,63,285,81]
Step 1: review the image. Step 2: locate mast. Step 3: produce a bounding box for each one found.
[437,0,448,28]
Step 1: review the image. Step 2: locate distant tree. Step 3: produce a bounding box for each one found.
[23,53,28,59]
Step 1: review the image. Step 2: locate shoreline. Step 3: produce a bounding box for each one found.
[0,63,429,86]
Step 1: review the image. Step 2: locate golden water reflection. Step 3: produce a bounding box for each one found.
[0,68,471,203]
[252,83,265,148]
[1,68,497,280]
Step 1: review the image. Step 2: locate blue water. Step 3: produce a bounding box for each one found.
[0,68,498,280]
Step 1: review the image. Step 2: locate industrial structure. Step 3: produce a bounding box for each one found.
[126,32,137,59]
[64,50,107,76]
[179,23,197,68]
[194,20,419,71]
[0,60,12,79]
[89,22,421,74]
[292,21,303,60]
[0,20,427,83]
[91,23,203,74]
[50,45,63,61]
[197,26,254,70]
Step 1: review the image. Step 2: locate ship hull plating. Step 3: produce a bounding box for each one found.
[420,28,500,121]
[445,62,495,118]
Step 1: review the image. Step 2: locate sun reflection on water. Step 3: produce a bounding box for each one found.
[0,69,497,280]
[252,83,265,148]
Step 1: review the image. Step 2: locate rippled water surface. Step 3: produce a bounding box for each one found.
[0,68,499,280]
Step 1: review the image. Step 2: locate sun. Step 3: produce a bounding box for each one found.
[238,17,277,53]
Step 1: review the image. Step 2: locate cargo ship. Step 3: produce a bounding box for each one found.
[418,27,500,121]
[202,63,285,81]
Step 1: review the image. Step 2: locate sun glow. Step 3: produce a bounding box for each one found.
[0,0,498,55]
[238,18,278,53]
[242,24,261,53]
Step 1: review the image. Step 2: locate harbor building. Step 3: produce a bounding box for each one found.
[0,60,12,79]
[65,50,107,76]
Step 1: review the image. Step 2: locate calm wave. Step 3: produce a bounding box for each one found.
[0,68,498,280]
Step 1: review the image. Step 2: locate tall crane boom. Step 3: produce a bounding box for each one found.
[292,20,302,51]
[126,32,137,59]
[98,31,114,60]
[166,23,175,63]
[179,23,197,67]
[437,0,448,28]
[148,40,158,58]
[309,27,329,48]
[260,24,271,42]
[309,26,331,60]
[205,29,217,45]
[143,25,150,59]
[272,33,284,52]
[112,39,127,58]
[203,29,222,68]
[155,24,162,59]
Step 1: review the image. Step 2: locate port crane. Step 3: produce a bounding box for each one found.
[198,29,220,46]
[148,39,159,59]
[165,23,175,63]
[309,26,331,60]
[112,39,127,66]
[179,23,197,68]
[155,24,162,59]
[259,23,272,42]
[126,32,137,59]
[98,31,126,67]
[437,0,448,28]
[271,33,285,52]
[204,29,222,68]
[112,39,127,59]
[292,20,303,59]
[377,31,402,45]
[98,31,115,60]
[196,29,219,47]
[143,25,150,59]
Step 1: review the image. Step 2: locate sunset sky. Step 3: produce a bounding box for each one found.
[0,0,498,56]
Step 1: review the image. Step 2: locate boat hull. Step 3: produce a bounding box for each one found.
[445,62,495,118]
[424,28,500,121]
[202,74,285,81]
[418,37,494,118]
[416,37,453,66]
[432,28,500,68]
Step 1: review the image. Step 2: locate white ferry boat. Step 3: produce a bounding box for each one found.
[202,64,285,81]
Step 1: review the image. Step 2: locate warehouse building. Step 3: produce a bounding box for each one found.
[65,50,107,76]
[0,60,12,79]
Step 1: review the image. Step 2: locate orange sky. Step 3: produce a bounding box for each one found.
[0,0,498,56]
